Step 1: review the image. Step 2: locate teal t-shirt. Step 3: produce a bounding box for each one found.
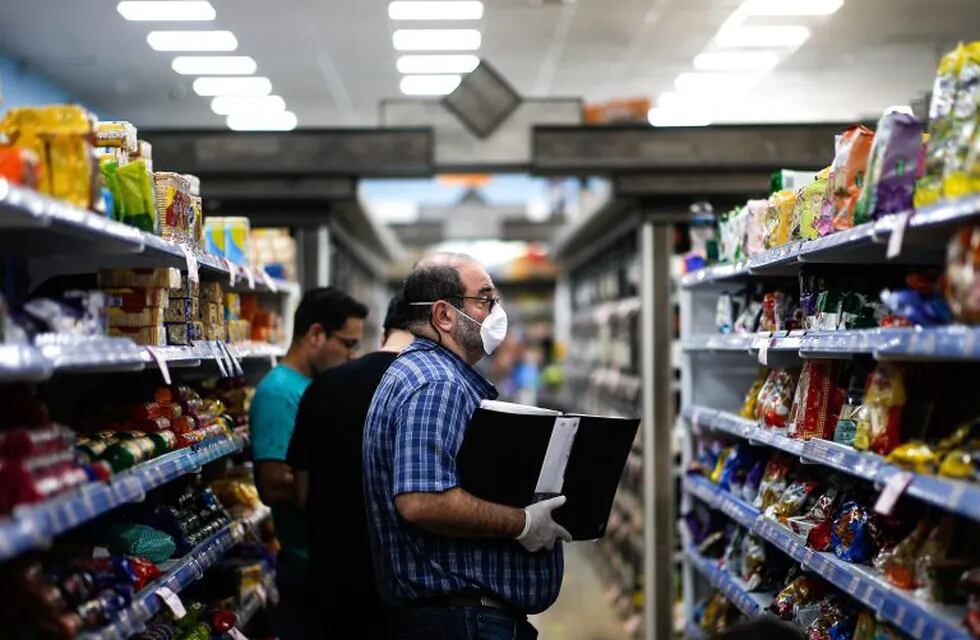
[249,364,311,564]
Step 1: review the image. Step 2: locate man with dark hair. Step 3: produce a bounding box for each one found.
[249,285,368,640]
[363,254,569,640]
[286,295,415,638]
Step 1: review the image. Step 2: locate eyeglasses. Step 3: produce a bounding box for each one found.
[450,295,500,313]
[333,335,360,352]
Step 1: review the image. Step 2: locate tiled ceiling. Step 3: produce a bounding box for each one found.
[0,0,977,128]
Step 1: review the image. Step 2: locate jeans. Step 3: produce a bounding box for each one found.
[395,605,538,640]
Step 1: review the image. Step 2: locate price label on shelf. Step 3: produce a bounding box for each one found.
[757,339,770,366]
[245,267,255,290]
[145,347,172,385]
[180,245,200,284]
[222,258,238,287]
[874,472,913,515]
[156,586,187,619]
[886,210,913,259]
[257,268,278,293]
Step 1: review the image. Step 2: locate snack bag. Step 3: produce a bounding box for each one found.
[769,575,825,620]
[745,199,769,256]
[914,516,958,602]
[853,363,906,455]
[756,369,800,430]
[754,454,793,511]
[816,125,875,235]
[831,501,875,564]
[794,168,831,241]
[741,457,767,504]
[154,172,192,242]
[878,518,932,589]
[855,112,925,224]
[0,146,43,187]
[719,205,748,262]
[945,225,980,324]
[709,446,732,484]
[116,160,156,232]
[767,478,820,522]
[941,42,980,199]
[739,369,768,419]
[788,360,842,441]
[765,189,797,249]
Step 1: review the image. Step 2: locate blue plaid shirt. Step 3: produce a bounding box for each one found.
[363,337,564,614]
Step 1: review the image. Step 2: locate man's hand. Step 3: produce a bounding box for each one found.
[254,460,297,506]
[516,496,573,552]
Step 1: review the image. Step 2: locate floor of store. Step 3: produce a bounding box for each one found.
[531,544,627,640]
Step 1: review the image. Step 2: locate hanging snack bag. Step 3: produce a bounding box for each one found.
[816,125,875,235]
[854,111,925,224]
[946,225,980,324]
[853,363,906,455]
[794,167,831,241]
[765,189,797,249]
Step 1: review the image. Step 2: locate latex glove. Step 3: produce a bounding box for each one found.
[516,495,573,552]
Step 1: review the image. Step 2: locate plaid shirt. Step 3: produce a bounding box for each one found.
[362,337,563,614]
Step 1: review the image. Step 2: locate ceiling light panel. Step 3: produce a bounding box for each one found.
[147,30,237,51]
[117,1,215,21]
[211,95,286,116]
[715,25,811,48]
[396,54,480,74]
[392,29,481,51]
[674,72,760,93]
[740,0,843,16]
[388,1,484,20]
[227,110,298,131]
[171,55,256,75]
[400,74,463,95]
[647,107,712,127]
[693,51,780,71]
[193,76,272,96]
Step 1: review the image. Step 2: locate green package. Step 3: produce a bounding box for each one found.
[116,159,157,232]
[99,159,126,222]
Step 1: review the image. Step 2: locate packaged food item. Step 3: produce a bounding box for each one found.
[734,299,762,334]
[719,205,749,263]
[98,268,181,290]
[961,568,980,637]
[115,159,157,232]
[95,121,138,153]
[941,42,980,200]
[787,361,842,441]
[154,172,192,243]
[107,325,166,346]
[741,457,767,504]
[770,575,826,620]
[105,287,169,311]
[754,454,793,511]
[716,293,736,334]
[853,112,924,225]
[205,217,227,257]
[794,168,831,241]
[946,225,980,324]
[739,533,766,589]
[765,189,797,249]
[190,195,204,249]
[163,297,198,323]
[877,518,932,589]
[768,478,820,522]
[834,361,873,447]
[165,322,193,346]
[791,480,843,551]
[224,216,251,266]
[817,125,876,235]
[853,363,906,455]
[744,199,769,257]
[709,447,732,484]
[831,501,875,564]
[915,516,957,601]
[740,369,768,419]
[887,441,939,474]
[171,275,200,299]
[880,287,953,326]
[756,369,799,430]
[100,436,156,472]
[105,307,165,328]
[0,145,43,187]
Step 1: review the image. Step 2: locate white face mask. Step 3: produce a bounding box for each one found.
[456,303,508,355]
[410,300,508,355]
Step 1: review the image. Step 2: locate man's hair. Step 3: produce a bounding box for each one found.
[382,295,411,331]
[292,286,368,343]
[402,262,466,329]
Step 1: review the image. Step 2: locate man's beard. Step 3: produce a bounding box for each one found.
[452,314,484,361]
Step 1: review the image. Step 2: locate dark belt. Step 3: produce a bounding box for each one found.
[410,593,511,611]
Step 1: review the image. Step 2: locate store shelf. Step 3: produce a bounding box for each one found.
[79,521,240,640]
[0,344,54,382]
[680,195,980,289]
[685,326,980,361]
[684,547,772,617]
[684,621,708,640]
[0,434,245,561]
[684,475,760,529]
[684,405,980,522]
[0,181,295,294]
[685,478,973,640]
[235,572,276,630]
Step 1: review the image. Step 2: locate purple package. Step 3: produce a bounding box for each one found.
[855,112,924,223]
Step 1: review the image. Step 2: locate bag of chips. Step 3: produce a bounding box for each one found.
[853,363,906,455]
[788,361,843,441]
[854,111,925,224]
[816,125,875,235]
[756,369,800,430]
[946,225,980,324]
[740,369,768,419]
[745,199,769,256]
[754,454,793,511]
[831,501,875,564]
[941,42,980,200]
[765,189,797,249]
[794,167,831,241]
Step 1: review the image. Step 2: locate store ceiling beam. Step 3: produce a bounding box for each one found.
[531,123,853,175]
[140,128,434,177]
[613,172,771,198]
[202,176,357,201]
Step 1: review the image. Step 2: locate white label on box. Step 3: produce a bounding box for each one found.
[886,211,913,259]
[757,340,770,366]
[534,417,580,495]
[245,268,255,290]
[874,472,913,515]
[180,245,200,283]
[155,586,187,618]
[145,346,172,385]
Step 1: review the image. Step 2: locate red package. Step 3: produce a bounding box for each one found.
[129,402,161,421]
[170,415,196,434]
[0,146,42,187]
[154,387,173,405]
[0,425,75,458]
[129,417,172,433]
[159,403,183,420]
[177,430,206,448]
[127,557,161,590]
[856,363,906,455]
[760,293,779,332]
[788,361,843,440]
[756,369,800,429]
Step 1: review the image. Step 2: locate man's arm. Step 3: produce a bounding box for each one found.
[255,460,297,506]
[250,387,301,507]
[394,487,524,538]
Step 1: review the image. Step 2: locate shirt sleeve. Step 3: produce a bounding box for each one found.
[393,380,470,496]
[249,386,297,462]
[286,384,315,470]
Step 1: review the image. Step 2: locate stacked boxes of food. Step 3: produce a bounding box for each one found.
[224,292,250,343]
[200,281,226,343]
[165,275,203,346]
[100,269,182,346]
[204,216,251,266]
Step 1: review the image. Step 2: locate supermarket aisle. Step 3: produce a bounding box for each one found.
[530,543,627,640]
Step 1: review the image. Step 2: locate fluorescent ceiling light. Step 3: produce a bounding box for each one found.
[397,54,480,74]
[715,25,810,48]
[693,51,780,71]
[392,29,481,51]
[647,107,712,128]
[388,1,483,20]
[147,30,237,51]
[193,76,271,96]
[172,56,256,75]
[211,95,286,116]
[741,0,843,16]
[400,74,462,95]
[227,110,298,131]
[674,72,759,93]
[117,1,215,21]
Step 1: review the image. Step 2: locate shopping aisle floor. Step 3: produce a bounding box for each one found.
[529,543,627,640]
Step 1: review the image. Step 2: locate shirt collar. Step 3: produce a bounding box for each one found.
[406,336,498,400]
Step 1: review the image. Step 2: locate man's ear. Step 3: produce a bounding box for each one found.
[307,322,326,345]
[431,300,455,332]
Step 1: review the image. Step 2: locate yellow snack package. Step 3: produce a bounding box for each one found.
[886,441,939,474]
[710,447,732,484]
[765,189,796,249]
[117,160,157,232]
[793,167,831,241]
[941,41,980,199]
[154,171,192,242]
[740,369,768,419]
[916,44,969,207]
[96,121,138,153]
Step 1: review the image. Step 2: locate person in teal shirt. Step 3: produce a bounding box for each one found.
[250,286,368,640]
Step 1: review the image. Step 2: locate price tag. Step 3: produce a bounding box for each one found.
[155,586,187,618]
[145,347,172,385]
[257,268,278,293]
[179,245,200,284]
[886,210,913,259]
[222,258,238,287]
[207,342,229,378]
[874,472,913,515]
[229,628,249,640]
[221,341,244,376]
[245,267,255,290]
[92,546,110,558]
[757,339,771,366]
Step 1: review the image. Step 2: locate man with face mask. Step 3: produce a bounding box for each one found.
[249,286,368,640]
[363,254,569,640]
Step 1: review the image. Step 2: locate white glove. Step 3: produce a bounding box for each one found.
[516,495,573,552]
